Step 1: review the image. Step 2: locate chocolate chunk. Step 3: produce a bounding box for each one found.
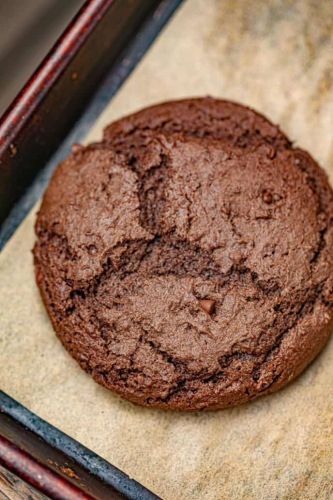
[262,191,273,204]
[199,299,216,315]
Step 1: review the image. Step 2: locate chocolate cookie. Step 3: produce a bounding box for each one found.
[34,98,333,410]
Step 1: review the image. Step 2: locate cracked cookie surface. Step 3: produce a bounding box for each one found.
[34,98,333,410]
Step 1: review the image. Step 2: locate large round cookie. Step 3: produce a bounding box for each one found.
[34,98,333,411]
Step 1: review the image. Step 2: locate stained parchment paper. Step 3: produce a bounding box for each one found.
[1,1,333,498]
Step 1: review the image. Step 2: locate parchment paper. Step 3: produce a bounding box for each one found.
[1,1,333,498]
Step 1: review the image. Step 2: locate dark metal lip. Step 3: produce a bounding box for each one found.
[0,0,113,154]
[0,391,159,499]
[0,434,95,500]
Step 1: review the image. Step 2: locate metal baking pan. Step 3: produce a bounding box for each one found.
[0,0,182,497]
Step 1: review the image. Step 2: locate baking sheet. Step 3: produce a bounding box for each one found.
[1,1,333,498]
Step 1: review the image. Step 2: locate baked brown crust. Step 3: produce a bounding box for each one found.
[34,98,333,410]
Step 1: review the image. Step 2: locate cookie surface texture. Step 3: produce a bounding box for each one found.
[34,98,333,410]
